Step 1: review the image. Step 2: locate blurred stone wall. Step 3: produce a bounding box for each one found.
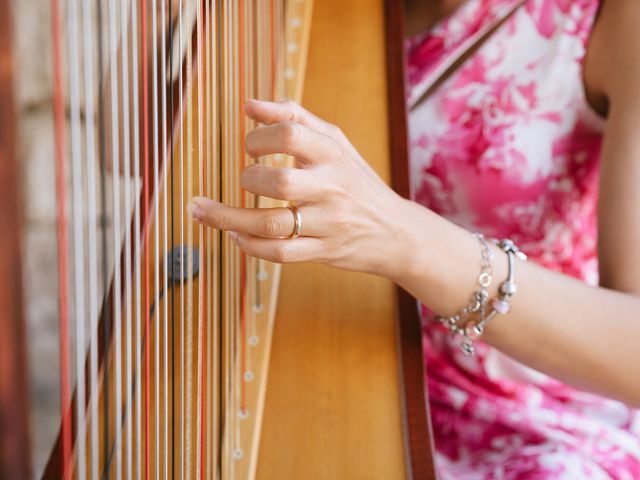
[11,1,178,475]
[11,0,63,476]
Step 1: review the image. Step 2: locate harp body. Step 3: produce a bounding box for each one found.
[259,1,436,478]
[0,0,436,478]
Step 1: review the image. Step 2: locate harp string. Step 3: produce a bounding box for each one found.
[222,3,231,475]
[168,0,176,475]
[230,0,234,467]
[185,0,194,474]
[204,0,215,476]
[270,0,276,99]
[138,0,152,476]
[239,0,248,422]
[214,0,223,473]
[195,0,204,477]
[95,0,111,475]
[117,0,134,477]
[178,0,186,476]
[151,0,161,475]
[66,0,87,475]
[231,0,239,469]
[204,0,210,474]
[232,0,238,467]
[247,0,256,382]
[235,0,242,461]
[130,0,143,477]
[160,2,170,478]
[251,0,258,391]
[80,0,101,476]
[106,0,124,476]
[224,0,230,465]
[249,0,258,366]
[51,0,73,475]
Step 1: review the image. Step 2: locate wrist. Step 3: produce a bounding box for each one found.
[387,201,508,321]
[382,197,441,288]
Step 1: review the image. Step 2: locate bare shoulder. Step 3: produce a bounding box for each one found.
[584,0,640,115]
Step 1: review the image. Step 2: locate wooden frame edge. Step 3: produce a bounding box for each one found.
[383,0,437,478]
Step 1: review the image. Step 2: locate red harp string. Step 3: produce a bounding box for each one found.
[139,0,151,477]
[50,0,72,476]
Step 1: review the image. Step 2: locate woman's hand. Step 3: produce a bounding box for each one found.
[191,99,418,281]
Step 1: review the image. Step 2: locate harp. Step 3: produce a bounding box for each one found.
[0,0,437,478]
[2,0,314,477]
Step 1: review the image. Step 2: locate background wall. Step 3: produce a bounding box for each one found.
[12,0,65,475]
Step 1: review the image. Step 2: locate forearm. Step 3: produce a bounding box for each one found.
[393,198,640,407]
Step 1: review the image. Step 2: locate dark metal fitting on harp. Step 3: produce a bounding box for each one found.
[98,213,110,229]
[166,246,200,283]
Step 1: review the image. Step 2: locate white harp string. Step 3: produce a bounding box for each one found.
[185,0,194,473]
[130,0,143,478]
[67,0,86,476]
[118,0,133,477]
[178,0,185,477]
[151,0,161,476]
[80,0,100,476]
[160,2,170,479]
[196,0,205,476]
[107,0,123,476]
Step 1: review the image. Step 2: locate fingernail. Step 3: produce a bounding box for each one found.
[191,203,204,221]
[244,98,256,111]
[229,231,238,242]
[245,99,262,118]
[191,196,211,221]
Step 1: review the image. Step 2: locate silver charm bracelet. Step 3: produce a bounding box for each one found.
[436,233,527,356]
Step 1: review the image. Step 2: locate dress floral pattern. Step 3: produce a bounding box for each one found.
[407,0,640,478]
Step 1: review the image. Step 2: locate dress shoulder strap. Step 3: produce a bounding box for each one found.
[408,0,527,109]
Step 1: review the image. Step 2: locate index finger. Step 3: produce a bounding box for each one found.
[245,99,335,135]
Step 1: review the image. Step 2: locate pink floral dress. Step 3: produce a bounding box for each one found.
[407,0,640,478]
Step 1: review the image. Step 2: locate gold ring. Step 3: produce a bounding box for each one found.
[287,204,302,239]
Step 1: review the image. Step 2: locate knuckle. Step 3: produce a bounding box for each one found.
[280,121,304,150]
[244,131,259,157]
[317,242,336,263]
[274,169,293,197]
[320,135,346,164]
[273,245,287,263]
[240,163,258,188]
[211,209,231,230]
[259,214,284,238]
[273,244,294,264]
[332,212,350,229]
[336,144,352,164]
[281,100,299,121]
[329,124,343,138]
